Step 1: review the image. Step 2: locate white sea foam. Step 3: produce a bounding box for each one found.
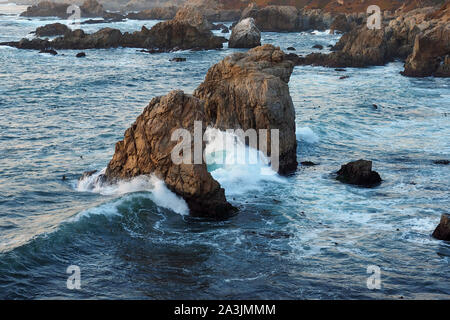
[296,126,319,144]
[76,169,189,215]
[204,127,285,196]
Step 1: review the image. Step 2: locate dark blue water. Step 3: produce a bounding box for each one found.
[0,3,449,299]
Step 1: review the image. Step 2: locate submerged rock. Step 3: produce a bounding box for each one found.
[336,159,382,186]
[76,52,86,58]
[228,18,261,49]
[39,48,57,55]
[432,214,450,241]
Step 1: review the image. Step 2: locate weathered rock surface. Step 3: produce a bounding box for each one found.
[105,90,236,219]
[336,159,382,186]
[297,4,450,77]
[228,17,261,48]
[432,214,450,240]
[104,45,298,217]
[194,44,298,174]
[33,23,70,37]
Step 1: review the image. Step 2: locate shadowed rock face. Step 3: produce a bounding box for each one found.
[228,17,261,48]
[33,23,71,37]
[432,214,450,240]
[105,90,236,219]
[194,44,298,174]
[20,0,107,18]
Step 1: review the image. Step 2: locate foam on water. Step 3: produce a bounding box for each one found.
[76,169,189,215]
[204,127,285,196]
[296,126,319,144]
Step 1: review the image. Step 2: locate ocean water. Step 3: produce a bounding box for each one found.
[0,3,449,299]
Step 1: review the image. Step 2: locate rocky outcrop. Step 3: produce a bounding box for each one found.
[402,11,450,77]
[80,0,106,17]
[105,90,236,219]
[228,18,261,48]
[104,45,298,217]
[194,44,298,174]
[4,8,226,51]
[297,4,450,77]
[336,159,382,186]
[432,214,450,240]
[33,23,71,37]
[172,6,213,32]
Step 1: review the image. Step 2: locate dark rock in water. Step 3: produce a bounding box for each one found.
[39,48,57,55]
[432,214,450,240]
[79,170,97,181]
[373,104,378,109]
[335,68,346,71]
[339,75,349,79]
[284,53,302,65]
[336,159,382,186]
[76,52,86,58]
[34,23,70,37]
[312,44,324,50]
[170,57,186,62]
[287,47,296,51]
[434,159,449,165]
[221,26,229,33]
[301,161,317,166]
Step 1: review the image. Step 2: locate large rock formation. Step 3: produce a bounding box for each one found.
[105,90,236,219]
[4,8,225,51]
[228,17,261,48]
[104,45,298,218]
[126,6,178,20]
[432,214,450,240]
[296,3,450,77]
[194,44,298,174]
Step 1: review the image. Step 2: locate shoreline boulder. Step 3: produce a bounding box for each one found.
[228,18,261,49]
[33,23,71,37]
[336,159,382,186]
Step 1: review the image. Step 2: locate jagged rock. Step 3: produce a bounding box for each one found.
[228,18,261,49]
[432,214,450,240]
[105,90,236,219]
[33,23,70,37]
[194,44,298,174]
[336,159,382,186]
[402,25,450,77]
[173,6,213,32]
[329,14,352,34]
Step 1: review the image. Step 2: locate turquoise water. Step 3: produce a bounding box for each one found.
[0,3,449,299]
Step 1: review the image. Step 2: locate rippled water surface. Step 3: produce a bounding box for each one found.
[0,3,449,299]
